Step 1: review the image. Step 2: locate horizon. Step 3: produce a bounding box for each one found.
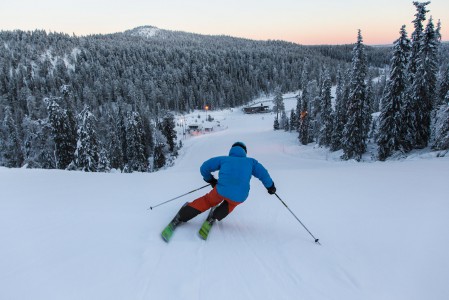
[4,24,449,47]
[1,0,448,46]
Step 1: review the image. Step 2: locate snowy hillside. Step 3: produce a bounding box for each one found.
[1,97,449,300]
[124,26,161,38]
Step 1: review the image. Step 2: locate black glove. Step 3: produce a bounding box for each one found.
[206,177,218,188]
[267,183,276,195]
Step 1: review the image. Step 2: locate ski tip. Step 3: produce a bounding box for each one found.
[315,239,321,245]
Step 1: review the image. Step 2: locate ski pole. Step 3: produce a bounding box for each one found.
[148,184,211,210]
[274,193,321,245]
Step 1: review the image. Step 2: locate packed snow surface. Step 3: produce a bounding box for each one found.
[1,96,449,300]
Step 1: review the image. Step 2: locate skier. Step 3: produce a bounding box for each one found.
[164,141,276,240]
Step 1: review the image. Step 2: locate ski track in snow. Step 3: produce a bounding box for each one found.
[1,97,449,300]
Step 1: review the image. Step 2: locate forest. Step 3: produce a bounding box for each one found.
[274,2,449,161]
[0,2,448,171]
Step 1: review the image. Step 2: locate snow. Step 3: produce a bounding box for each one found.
[130,26,161,38]
[1,96,449,300]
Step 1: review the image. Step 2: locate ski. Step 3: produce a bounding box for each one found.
[161,216,181,242]
[160,203,187,242]
[161,204,217,242]
[199,207,216,240]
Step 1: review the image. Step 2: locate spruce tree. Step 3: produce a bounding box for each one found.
[22,116,55,169]
[289,109,297,132]
[280,110,288,131]
[331,68,347,151]
[299,94,309,145]
[105,113,124,170]
[153,143,166,170]
[410,16,439,148]
[408,2,430,77]
[284,113,290,132]
[152,127,168,170]
[318,70,333,147]
[404,1,430,149]
[432,102,449,150]
[300,61,309,91]
[158,112,177,153]
[0,106,24,167]
[377,25,411,160]
[124,111,147,172]
[363,78,374,142]
[45,97,77,169]
[295,93,302,133]
[72,106,99,172]
[273,87,285,120]
[97,148,111,172]
[342,30,368,161]
[438,66,449,106]
[273,116,280,130]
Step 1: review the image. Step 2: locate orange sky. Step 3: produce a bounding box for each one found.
[1,0,448,45]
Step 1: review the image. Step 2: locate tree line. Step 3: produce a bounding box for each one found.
[273,1,449,160]
[0,22,392,170]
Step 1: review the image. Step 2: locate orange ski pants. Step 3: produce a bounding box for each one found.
[188,187,241,214]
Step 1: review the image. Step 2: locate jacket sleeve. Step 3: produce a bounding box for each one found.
[200,157,223,181]
[251,159,274,188]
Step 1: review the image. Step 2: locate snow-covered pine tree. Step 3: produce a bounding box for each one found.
[153,143,166,170]
[105,112,124,171]
[45,97,77,169]
[377,25,411,160]
[141,115,154,160]
[408,1,430,77]
[289,109,297,132]
[432,102,449,150]
[273,116,280,130]
[152,127,168,171]
[158,112,177,153]
[72,106,99,172]
[283,112,290,132]
[300,61,309,91]
[97,148,111,172]
[342,30,368,161]
[366,74,375,115]
[404,1,430,149]
[299,91,310,145]
[124,111,147,172]
[273,87,285,121]
[319,70,333,147]
[22,116,55,169]
[331,68,348,151]
[410,16,439,148]
[280,110,288,131]
[372,74,387,113]
[307,80,320,135]
[364,76,374,140]
[438,66,449,106]
[295,93,302,133]
[0,106,24,167]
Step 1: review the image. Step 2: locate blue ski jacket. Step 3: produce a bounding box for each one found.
[200,144,274,202]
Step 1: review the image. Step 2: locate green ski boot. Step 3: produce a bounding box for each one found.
[199,207,216,240]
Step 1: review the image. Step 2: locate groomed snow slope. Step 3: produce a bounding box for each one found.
[1,100,449,300]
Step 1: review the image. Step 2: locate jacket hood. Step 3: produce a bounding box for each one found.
[229,145,247,157]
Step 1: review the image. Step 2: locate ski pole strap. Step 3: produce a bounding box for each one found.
[148,184,211,210]
[274,193,321,245]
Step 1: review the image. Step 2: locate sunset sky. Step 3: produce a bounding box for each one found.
[1,0,448,45]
